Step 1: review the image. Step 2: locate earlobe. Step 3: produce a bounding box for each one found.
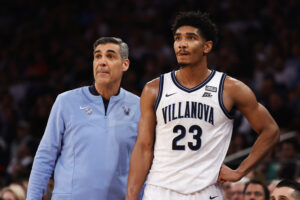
[204,41,213,54]
[122,59,130,72]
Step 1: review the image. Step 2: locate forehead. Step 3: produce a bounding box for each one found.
[232,183,244,190]
[175,25,200,35]
[272,187,295,199]
[3,190,15,198]
[247,183,264,192]
[94,43,120,54]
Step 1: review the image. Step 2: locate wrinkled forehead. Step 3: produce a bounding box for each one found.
[94,43,121,54]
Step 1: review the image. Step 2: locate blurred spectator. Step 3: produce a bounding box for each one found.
[9,121,33,163]
[259,152,280,182]
[230,178,249,200]
[243,179,269,200]
[0,183,26,200]
[221,182,232,200]
[7,145,32,183]
[271,179,300,200]
[280,139,299,160]
[277,139,299,180]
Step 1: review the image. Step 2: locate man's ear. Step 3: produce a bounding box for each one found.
[203,41,213,54]
[122,59,130,72]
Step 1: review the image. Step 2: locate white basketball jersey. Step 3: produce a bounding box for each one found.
[146,70,234,194]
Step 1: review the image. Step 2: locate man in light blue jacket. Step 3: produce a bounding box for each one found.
[27,37,142,200]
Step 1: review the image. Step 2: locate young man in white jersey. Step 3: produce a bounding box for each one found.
[126,11,280,200]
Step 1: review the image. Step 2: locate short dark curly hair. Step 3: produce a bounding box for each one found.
[171,11,218,46]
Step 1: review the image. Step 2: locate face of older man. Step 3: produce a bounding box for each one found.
[231,183,244,200]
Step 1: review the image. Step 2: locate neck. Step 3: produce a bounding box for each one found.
[94,82,120,99]
[176,59,210,88]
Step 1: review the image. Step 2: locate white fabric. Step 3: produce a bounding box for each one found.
[143,184,224,200]
[146,70,233,194]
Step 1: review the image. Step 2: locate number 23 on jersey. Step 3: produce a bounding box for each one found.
[172,124,202,151]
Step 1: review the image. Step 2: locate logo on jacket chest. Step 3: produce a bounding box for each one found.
[122,106,130,115]
[80,106,92,115]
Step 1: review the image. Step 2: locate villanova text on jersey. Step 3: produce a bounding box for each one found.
[147,70,234,194]
[161,101,214,125]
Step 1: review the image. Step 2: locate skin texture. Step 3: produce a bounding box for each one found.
[231,183,245,200]
[222,182,232,200]
[244,183,266,200]
[125,25,280,200]
[93,43,129,99]
[271,187,296,200]
[2,191,17,200]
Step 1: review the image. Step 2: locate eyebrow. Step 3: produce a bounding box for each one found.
[94,49,117,54]
[174,32,199,36]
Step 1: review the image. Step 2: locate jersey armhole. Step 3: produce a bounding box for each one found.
[154,74,164,112]
[218,74,234,120]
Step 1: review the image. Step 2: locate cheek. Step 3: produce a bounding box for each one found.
[193,46,203,56]
[115,66,123,76]
[93,60,97,70]
[173,43,178,50]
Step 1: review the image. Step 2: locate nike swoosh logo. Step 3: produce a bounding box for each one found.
[80,106,88,110]
[165,92,176,97]
[209,196,218,199]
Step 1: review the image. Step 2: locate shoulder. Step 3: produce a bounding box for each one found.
[143,76,161,94]
[223,75,257,107]
[56,86,87,103]
[138,77,161,110]
[224,76,254,95]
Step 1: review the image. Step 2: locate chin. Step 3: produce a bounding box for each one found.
[95,78,110,85]
[178,62,189,67]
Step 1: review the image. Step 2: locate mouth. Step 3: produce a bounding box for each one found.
[177,51,190,56]
[96,67,109,73]
[96,70,109,75]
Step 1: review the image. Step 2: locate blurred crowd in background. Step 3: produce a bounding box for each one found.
[0,0,299,199]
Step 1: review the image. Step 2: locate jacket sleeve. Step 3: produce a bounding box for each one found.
[27,95,65,200]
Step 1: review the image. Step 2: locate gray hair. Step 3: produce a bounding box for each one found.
[93,37,129,60]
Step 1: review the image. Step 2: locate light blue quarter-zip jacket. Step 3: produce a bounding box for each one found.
[27,86,140,200]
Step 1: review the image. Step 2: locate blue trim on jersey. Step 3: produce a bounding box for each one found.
[218,74,234,119]
[171,70,216,93]
[155,74,164,112]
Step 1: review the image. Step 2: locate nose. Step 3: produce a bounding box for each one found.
[98,57,108,66]
[178,39,188,49]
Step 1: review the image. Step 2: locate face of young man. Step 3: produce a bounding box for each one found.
[271,187,296,200]
[93,43,129,87]
[244,183,266,200]
[173,25,212,67]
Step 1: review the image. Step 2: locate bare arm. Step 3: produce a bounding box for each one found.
[126,78,159,200]
[218,77,280,183]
